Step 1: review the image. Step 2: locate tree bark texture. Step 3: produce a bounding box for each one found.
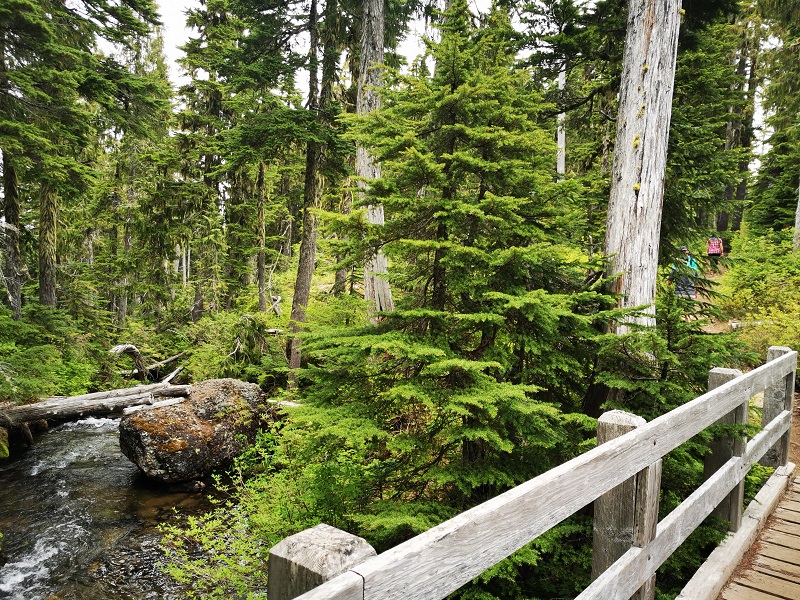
[289,0,322,377]
[3,153,21,319]
[38,183,58,306]
[605,0,682,331]
[557,69,566,178]
[288,151,320,373]
[257,162,268,311]
[793,181,800,250]
[358,0,394,314]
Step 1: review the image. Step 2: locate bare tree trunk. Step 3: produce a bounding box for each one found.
[793,182,800,250]
[333,184,352,296]
[605,0,682,332]
[3,153,21,319]
[191,284,204,323]
[359,0,394,314]
[38,183,58,307]
[288,0,323,383]
[557,69,566,179]
[118,156,136,328]
[257,162,268,312]
[732,46,761,231]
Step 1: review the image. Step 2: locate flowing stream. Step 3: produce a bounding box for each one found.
[0,417,209,599]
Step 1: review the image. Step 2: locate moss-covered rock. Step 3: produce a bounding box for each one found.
[0,427,8,459]
[119,379,273,483]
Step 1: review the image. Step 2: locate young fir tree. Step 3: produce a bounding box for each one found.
[82,31,175,328]
[294,0,606,569]
[160,6,608,598]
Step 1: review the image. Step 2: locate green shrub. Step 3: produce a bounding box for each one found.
[0,305,106,402]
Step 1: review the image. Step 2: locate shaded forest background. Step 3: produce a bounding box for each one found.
[3,0,800,598]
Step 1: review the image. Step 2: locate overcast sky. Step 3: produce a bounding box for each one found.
[158,1,199,83]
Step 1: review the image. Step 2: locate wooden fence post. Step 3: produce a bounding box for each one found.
[268,523,376,600]
[591,410,661,600]
[761,346,796,468]
[703,367,746,532]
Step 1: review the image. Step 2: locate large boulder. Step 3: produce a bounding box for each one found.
[119,379,272,483]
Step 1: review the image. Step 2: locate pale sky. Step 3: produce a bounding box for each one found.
[158,1,200,84]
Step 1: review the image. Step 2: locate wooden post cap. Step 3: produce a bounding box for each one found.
[268,523,376,600]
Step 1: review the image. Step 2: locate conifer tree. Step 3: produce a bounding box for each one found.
[87,32,175,326]
[661,18,748,251]
[748,1,800,234]
[0,0,160,310]
[175,0,248,319]
[300,0,604,526]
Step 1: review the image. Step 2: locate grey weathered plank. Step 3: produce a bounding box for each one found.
[575,411,790,600]
[752,554,800,583]
[591,411,647,578]
[762,346,795,466]
[738,568,800,598]
[762,529,800,555]
[777,499,800,513]
[294,350,797,600]
[704,368,747,531]
[722,582,784,600]
[759,539,800,564]
[769,518,800,538]
[773,506,800,525]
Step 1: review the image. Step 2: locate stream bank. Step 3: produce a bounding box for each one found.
[0,417,210,599]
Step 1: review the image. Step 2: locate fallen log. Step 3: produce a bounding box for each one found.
[118,352,186,379]
[110,344,148,381]
[123,396,187,415]
[0,383,191,427]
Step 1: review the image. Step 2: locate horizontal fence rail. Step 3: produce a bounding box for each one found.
[276,347,797,600]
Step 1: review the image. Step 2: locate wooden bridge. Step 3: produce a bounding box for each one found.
[268,346,798,600]
[715,476,800,600]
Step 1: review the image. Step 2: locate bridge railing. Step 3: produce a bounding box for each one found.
[270,346,797,600]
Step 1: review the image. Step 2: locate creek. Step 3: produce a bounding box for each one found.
[0,417,209,599]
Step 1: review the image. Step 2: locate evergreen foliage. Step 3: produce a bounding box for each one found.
[0,1,794,599]
[0,305,110,402]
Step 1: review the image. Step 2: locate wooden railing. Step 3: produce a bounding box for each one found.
[270,346,797,600]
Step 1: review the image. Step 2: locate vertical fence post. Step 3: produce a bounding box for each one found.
[702,367,746,532]
[762,346,796,468]
[592,410,660,600]
[267,523,376,600]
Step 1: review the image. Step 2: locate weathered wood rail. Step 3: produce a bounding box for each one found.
[270,346,797,600]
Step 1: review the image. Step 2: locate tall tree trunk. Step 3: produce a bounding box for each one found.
[280,171,294,261]
[2,153,21,319]
[257,162,268,312]
[118,156,137,328]
[793,181,800,250]
[359,0,394,314]
[557,69,566,179]
[288,0,323,382]
[38,183,58,307]
[732,45,761,232]
[333,185,352,296]
[604,0,682,332]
